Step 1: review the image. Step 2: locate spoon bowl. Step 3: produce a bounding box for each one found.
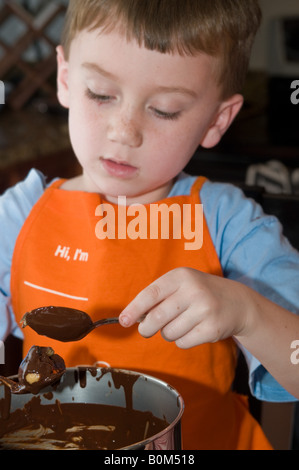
[21,306,119,342]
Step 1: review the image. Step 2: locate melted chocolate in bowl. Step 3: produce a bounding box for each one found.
[0,368,184,450]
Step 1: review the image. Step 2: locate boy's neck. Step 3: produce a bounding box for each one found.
[60,175,175,205]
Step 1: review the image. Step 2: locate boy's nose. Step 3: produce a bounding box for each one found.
[107,113,143,148]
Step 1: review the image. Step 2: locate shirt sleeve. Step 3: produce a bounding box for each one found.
[200,180,299,402]
[0,169,46,341]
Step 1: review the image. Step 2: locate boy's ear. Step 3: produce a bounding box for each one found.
[200,94,244,149]
[56,45,70,109]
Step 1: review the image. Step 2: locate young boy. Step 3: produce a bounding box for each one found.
[1,0,299,449]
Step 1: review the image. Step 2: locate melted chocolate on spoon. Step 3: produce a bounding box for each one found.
[21,306,118,342]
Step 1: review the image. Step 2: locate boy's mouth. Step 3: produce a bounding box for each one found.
[100,157,138,178]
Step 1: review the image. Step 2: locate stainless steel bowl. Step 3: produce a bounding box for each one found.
[0,367,184,450]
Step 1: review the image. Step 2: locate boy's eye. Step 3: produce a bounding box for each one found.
[86,89,181,121]
[86,88,113,102]
[151,107,181,121]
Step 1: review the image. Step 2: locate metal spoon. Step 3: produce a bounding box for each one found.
[21,306,119,342]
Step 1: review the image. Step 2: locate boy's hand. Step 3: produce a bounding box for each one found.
[119,268,251,348]
[119,268,299,399]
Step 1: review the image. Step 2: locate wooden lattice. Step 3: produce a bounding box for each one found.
[0,0,66,109]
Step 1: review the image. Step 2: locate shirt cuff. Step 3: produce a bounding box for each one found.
[238,341,298,402]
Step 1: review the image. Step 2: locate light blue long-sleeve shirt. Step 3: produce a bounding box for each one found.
[1,169,299,402]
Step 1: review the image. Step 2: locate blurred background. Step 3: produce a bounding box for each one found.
[0,0,299,450]
[0,0,298,192]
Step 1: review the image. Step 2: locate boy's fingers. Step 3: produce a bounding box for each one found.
[137,293,189,338]
[119,272,179,327]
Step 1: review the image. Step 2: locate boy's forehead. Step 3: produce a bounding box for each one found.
[71,25,204,58]
[69,27,220,87]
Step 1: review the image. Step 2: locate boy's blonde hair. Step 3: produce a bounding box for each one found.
[61,0,261,99]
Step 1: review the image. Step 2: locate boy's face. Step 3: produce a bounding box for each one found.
[57,28,243,203]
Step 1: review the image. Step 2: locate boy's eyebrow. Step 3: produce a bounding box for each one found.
[82,62,198,98]
[155,85,198,99]
[82,62,117,81]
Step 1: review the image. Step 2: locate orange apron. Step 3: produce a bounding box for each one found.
[11,176,272,449]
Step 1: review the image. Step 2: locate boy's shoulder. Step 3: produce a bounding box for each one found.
[174,172,278,236]
[173,172,250,206]
[0,169,47,221]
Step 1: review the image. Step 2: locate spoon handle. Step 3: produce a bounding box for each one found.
[93,317,119,327]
